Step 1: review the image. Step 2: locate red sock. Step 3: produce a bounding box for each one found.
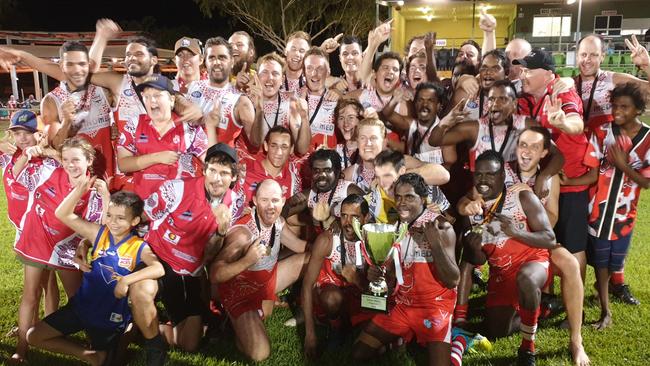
[519,307,540,352]
[454,304,469,325]
[611,271,625,285]
[450,335,467,366]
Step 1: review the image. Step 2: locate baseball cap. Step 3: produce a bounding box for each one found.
[174,37,202,55]
[512,49,555,72]
[205,143,238,164]
[135,74,176,94]
[9,110,38,133]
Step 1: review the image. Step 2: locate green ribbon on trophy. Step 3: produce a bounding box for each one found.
[352,218,408,312]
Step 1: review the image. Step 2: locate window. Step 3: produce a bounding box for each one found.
[532,16,572,37]
[594,15,623,36]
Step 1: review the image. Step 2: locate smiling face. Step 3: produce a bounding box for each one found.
[479,54,506,89]
[375,163,405,192]
[304,54,329,93]
[125,43,157,78]
[311,159,338,193]
[612,95,641,127]
[61,51,89,89]
[517,130,548,173]
[487,85,516,125]
[61,146,92,180]
[357,124,385,162]
[408,38,425,57]
[229,33,252,65]
[339,43,362,75]
[375,58,400,94]
[285,38,309,72]
[395,183,425,223]
[264,131,292,168]
[205,45,233,85]
[257,60,283,98]
[457,44,480,67]
[337,104,360,141]
[204,161,235,199]
[105,204,140,239]
[408,56,427,88]
[10,129,37,151]
[253,180,285,226]
[521,68,552,95]
[340,202,367,241]
[577,36,605,78]
[414,88,440,124]
[473,159,504,200]
[142,88,174,123]
[174,49,202,79]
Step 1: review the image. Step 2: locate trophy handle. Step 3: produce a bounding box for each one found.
[395,222,408,243]
[352,217,363,241]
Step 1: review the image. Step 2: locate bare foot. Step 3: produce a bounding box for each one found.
[592,313,612,330]
[570,342,591,366]
[8,353,26,365]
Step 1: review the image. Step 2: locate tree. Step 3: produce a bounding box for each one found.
[194,0,375,52]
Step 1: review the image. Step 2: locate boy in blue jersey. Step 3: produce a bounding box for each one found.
[26,175,164,366]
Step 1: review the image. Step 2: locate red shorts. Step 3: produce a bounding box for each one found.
[217,265,278,319]
[371,301,454,344]
[486,259,550,309]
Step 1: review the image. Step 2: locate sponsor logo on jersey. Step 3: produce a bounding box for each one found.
[163,229,181,245]
[191,90,202,98]
[124,89,135,97]
[109,312,124,323]
[118,256,133,270]
[180,210,193,221]
[137,133,149,143]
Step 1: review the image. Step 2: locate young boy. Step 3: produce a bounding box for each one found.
[561,83,650,330]
[26,176,164,366]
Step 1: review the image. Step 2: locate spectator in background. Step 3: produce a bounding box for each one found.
[25,94,37,108]
[7,94,17,109]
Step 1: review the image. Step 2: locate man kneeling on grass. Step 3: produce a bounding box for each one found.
[27,177,164,366]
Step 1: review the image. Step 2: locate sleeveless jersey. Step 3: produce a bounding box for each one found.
[1,151,36,229]
[469,114,526,171]
[574,70,615,134]
[14,163,103,270]
[463,90,489,120]
[349,163,375,193]
[306,91,337,149]
[335,143,357,170]
[280,75,305,93]
[307,179,352,218]
[504,162,553,206]
[71,226,147,330]
[394,210,457,308]
[316,233,361,288]
[407,118,444,164]
[144,176,219,276]
[260,91,292,139]
[187,80,243,148]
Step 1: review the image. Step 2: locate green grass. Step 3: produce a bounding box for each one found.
[3,123,650,365]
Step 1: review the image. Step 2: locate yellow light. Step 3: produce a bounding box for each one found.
[567,0,576,4]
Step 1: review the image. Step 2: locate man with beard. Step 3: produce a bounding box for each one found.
[302,47,340,150]
[463,150,557,366]
[573,34,650,305]
[282,31,311,93]
[229,31,257,92]
[515,49,590,286]
[172,36,204,95]
[574,34,650,135]
[302,194,372,358]
[343,118,449,192]
[348,52,407,116]
[240,126,304,204]
[352,173,466,366]
[282,149,363,232]
[382,82,455,166]
[211,179,309,362]
[126,143,237,362]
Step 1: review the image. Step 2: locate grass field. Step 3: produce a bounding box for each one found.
[2,143,650,365]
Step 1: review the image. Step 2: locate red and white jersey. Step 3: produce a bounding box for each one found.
[240,155,303,204]
[504,162,553,206]
[349,163,375,193]
[212,187,246,226]
[232,209,285,271]
[469,114,527,171]
[316,233,361,288]
[470,189,550,282]
[113,74,147,130]
[281,75,305,93]
[335,143,357,170]
[307,179,353,218]
[118,113,208,199]
[260,91,293,139]
[463,90,489,120]
[407,118,444,165]
[1,151,33,229]
[47,82,115,179]
[187,80,243,147]
[395,209,457,308]
[14,163,103,270]
[143,176,218,276]
[575,70,615,135]
[305,91,337,150]
[358,88,394,112]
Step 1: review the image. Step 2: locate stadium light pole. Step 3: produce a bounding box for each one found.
[567,0,583,42]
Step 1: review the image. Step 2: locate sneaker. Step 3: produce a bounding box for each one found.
[612,284,640,305]
[517,348,536,366]
[451,327,492,354]
[144,334,168,366]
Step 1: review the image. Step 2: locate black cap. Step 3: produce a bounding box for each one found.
[135,74,176,94]
[512,49,555,72]
[205,143,238,164]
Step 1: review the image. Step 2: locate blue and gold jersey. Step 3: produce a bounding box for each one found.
[71,226,148,330]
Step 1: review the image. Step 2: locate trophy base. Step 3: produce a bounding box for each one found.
[361,293,388,313]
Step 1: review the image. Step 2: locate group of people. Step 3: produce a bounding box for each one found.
[0,11,648,366]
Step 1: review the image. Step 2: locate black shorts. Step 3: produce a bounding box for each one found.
[43,302,122,351]
[555,190,589,253]
[156,259,204,325]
